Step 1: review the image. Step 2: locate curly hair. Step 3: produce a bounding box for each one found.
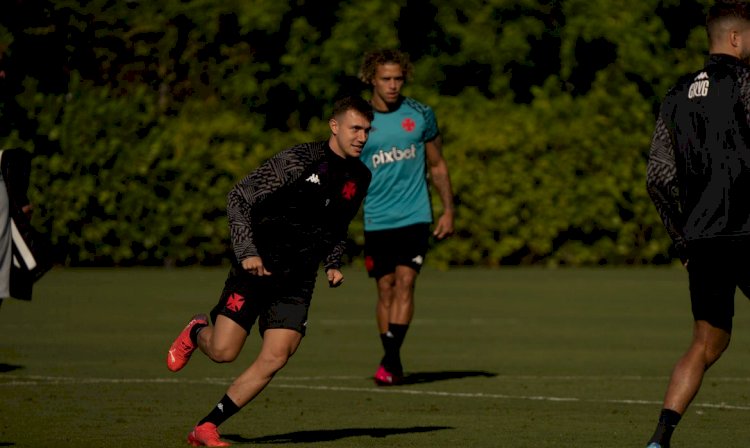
[358,49,414,84]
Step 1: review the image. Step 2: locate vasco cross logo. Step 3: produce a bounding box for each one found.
[226,292,245,312]
[342,181,357,200]
[402,117,416,132]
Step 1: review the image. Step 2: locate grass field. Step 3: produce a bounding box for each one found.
[2,267,750,447]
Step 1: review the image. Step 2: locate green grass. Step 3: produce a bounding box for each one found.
[2,267,750,447]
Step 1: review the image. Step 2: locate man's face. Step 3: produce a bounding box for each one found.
[330,110,371,158]
[371,63,405,105]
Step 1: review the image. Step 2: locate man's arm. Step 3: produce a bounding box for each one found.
[425,135,455,239]
[646,115,686,261]
[227,147,310,265]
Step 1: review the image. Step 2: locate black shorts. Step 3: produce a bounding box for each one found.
[687,240,750,333]
[363,223,430,279]
[211,265,316,337]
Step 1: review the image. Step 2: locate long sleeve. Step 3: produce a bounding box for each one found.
[227,148,310,263]
[646,115,686,257]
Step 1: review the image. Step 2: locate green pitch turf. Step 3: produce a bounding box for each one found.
[2,267,750,447]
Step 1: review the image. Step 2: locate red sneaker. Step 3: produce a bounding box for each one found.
[374,365,402,386]
[167,314,208,372]
[187,422,230,447]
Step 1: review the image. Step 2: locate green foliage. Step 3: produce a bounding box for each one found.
[24,73,313,265]
[0,0,709,266]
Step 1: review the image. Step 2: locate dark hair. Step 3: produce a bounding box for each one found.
[331,95,374,122]
[707,1,750,42]
[358,49,414,84]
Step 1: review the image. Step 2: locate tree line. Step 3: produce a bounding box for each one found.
[0,0,711,266]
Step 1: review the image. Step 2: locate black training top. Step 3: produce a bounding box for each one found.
[227,141,371,274]
[647,53,750,256]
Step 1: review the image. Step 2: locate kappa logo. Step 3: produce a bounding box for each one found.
[217,403,224,413]
[412,255,424,265]
[688,72,709,99]
[306,173,321,184]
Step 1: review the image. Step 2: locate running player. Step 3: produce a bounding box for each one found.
[645,2,750,446]
[358,49,455,385]
[166,96,372,447]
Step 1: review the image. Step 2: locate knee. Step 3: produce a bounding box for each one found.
[704,340,729,367]
[377,279,396,303]
[207,346,241,363]
[691,336,730,368]
[394,271,416,292]
[257,350,291,373]
[393,279,416,302]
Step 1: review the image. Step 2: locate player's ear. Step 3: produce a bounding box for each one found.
[329,117,338,135]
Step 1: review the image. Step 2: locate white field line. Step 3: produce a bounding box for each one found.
[2,374,750,410]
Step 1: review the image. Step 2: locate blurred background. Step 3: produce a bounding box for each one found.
[0,0,711,268]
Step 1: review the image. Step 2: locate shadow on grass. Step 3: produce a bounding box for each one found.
[224,426,452,444]
[0,443,14,447]
[0,364,22,373]
[399,370,497,385]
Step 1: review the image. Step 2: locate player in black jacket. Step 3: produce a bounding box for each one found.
[645,3,750,447]
[166,96,372,447]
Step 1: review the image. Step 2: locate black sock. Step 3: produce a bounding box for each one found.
[380,323,408,375]
[380,333,394,367]
[198,394,241,427]
[647,408,681,447]
[388,323,409,349]
[189,322,208,345]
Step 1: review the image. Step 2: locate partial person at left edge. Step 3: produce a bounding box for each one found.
[0,147,52,307]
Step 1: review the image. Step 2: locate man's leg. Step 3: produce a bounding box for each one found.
[389,265,417,325]
[375,265,417,384]
[374,272,398,384]
[647,320,730,447]
[197,315,248,363]
[188,328,302,447]
[375,273,395,334]
[226,328,302,406]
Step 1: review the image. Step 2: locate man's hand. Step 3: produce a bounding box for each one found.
[241,256,272,276]
[433,210,454,240]
[326,269,344,288]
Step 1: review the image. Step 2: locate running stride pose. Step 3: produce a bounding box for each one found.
[166,96,372,447]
